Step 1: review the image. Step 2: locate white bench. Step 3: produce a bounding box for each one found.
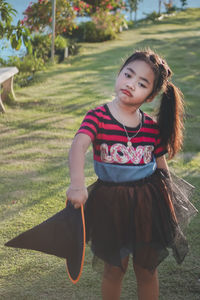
[0,67,19,113]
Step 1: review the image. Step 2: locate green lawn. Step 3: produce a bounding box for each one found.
[0,8,200,299]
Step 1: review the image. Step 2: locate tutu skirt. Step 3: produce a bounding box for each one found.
[84,169,197,272]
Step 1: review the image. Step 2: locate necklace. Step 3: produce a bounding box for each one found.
[112,101,142,148]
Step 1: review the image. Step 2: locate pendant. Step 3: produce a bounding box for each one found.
[127,141,132,147]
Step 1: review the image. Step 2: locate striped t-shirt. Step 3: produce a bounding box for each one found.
[77,104,167,182]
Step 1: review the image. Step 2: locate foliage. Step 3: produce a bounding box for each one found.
[0,0,32,52]
[54,34,68,50]
[144,11,161,22]
[64,24,85,41]
[22,0,51,32]
[93,8,127,33]
[180,0,187,9]
[79,21,100,42]
[79,9,127,42]
[31,34,68,62]
[22,0,91,35]
[6,54,45,74]
[0,33,70,87]
[164,2,177,14]
[22,0,125,36]
[2,53,46,88]
[73,0,92,15]
[80,21,116,42]
[31,34,51,61]
[22,0,126,46]
[126,0,143,21]
[83,0,126,14]
[67,38,81,55]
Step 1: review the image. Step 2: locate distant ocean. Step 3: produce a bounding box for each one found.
[0,0,199,60]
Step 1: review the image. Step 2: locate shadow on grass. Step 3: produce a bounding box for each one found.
[0,116,73,151]
[140,26,200,35]
[1,147,94,225]
[11,11,200,118]
[13,32,200,119]
[0,248,102,300]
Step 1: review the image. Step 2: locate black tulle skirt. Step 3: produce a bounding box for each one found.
[84,169,197,272]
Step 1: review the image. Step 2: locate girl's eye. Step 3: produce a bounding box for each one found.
[125,72,131,78]
[138,82,146,88]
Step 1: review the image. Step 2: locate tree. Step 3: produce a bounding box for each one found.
[126,0,143,22]
[180,0,187,9]
[164,0,175,13]
[158,0,162,14]
[23,0,92,35]
[83,0,125,14]
[0,0,31,52]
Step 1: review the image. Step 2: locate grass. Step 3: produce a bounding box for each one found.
[0,8,200,299]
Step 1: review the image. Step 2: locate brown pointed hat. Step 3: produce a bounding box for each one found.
[5,201,85,284]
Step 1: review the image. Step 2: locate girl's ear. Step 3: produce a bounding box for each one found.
[146,95,154,103]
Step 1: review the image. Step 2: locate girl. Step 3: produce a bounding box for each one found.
[66,49,192,300]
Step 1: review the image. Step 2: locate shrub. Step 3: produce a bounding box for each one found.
[55,35,68,50]
[22,0,91,36]
[164,3,177,14]
[82,21,104,42]
[92,9,127,38]
[31,34,68,62]
[79,21,114,42]
[4,55,44,73]
[77,10,127,43]
[66,24,85,42]
[144,11,161,22]
[1,54,45,87]
[31,34,51,61]
[67,39,81,56]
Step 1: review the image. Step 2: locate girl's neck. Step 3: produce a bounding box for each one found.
[114,98,138,115]
[109,99,141,127]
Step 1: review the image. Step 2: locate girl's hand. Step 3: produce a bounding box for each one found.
[66,186,88,209]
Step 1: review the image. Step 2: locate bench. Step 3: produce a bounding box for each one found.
[0,67,19,113]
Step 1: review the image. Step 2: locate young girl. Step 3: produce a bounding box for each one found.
[66,49,192,300]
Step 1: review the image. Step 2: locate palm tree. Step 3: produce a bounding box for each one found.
[158,0,162,14]
[127,0,143,22]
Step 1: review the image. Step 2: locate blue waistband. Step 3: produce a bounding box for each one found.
[94,160,157,183]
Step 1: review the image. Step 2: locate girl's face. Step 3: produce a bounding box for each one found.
[115,60,155,108]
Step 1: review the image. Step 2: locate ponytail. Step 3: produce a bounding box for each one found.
[118,49,185,159]
[157,82,184,159]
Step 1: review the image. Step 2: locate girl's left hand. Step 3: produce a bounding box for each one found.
[66,186,88,209]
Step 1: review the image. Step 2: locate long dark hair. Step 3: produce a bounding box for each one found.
[119,49,184,159]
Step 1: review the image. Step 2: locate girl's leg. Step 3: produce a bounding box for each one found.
[133,262,159,300]
[102,256,129,300]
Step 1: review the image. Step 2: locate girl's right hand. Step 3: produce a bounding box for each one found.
[66,186,88,209]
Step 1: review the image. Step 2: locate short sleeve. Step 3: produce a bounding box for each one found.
[154,133,168,158]
[76,109,99,141]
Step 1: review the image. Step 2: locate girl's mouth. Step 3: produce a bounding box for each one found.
[121,89,132,97]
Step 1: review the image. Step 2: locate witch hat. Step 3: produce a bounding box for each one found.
[5,200,85,284]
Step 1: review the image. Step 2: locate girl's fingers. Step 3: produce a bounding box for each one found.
[74,203,81,209]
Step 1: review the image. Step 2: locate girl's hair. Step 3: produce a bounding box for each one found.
[119,49,184,159]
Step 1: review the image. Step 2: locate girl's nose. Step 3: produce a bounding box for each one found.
[126,83,135,91]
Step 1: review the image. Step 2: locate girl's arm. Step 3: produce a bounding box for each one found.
[66,133,92,209]
[156,155,169,171]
